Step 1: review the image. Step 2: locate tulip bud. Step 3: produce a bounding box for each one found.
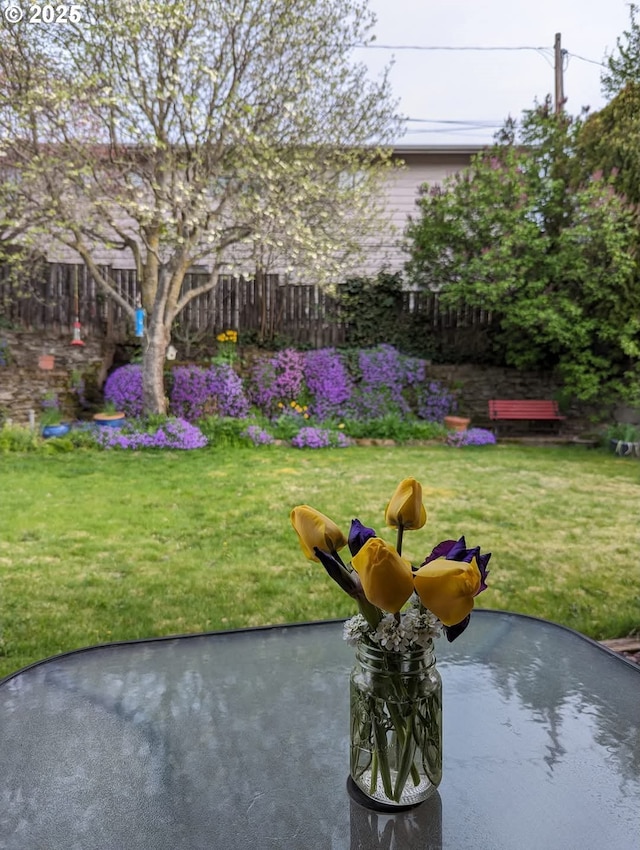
[290,505,347,561]
[385,478,427,530]
[351,538,414,614]
[348,518,376,556]
[413,556,482,626]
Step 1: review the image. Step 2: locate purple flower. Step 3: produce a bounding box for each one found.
[314,547,362,598]
[422,536,491,594]
[348,519,377,556]
[304,348,353,421]
[421,536,491,641]
[248,349,305,417]
[446,428,496,447]
[346,345,411,420]
[291,427,351,449]
[242,425,274,446]
[415,380,457,422]
[104,366,144,416]
[94,417,207,450]
[41,393,59,410]
[170,364,249,421]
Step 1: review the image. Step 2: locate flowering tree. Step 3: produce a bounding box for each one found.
[0,0,400,413]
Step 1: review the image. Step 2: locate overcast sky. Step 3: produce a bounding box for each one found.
[358,0,633,145]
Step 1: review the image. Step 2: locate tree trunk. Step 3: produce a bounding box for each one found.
[142,319,169,414]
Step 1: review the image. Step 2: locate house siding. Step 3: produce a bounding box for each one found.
[42,145,485,278]
[357,146,483,277]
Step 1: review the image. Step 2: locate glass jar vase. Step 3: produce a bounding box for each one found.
[350,640,442,808]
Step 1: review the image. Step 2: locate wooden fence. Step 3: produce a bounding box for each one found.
[0,262,493,354]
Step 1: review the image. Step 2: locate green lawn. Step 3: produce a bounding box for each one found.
[1,443,639,679]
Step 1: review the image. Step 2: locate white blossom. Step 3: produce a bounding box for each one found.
[343,606,442,652]
[343,614,369,646]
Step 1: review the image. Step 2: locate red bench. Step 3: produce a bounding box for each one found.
[488,400,566,437]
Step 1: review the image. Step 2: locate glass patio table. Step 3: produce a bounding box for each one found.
[1,610,639,850]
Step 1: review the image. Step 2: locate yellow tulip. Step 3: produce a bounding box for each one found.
[290,505,347,561]
[413,557,482,626]
[351,538,414,613]
[385,478,427,530]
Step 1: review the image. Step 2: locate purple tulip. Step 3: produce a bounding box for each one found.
[314,547,362,598]
[443,615,471,643]
[348,519,377,556]
[422,536,491,642]
[422,536,490,595]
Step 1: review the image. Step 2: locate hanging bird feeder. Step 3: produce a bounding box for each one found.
[71,319,85,346]
[135,295,146,338]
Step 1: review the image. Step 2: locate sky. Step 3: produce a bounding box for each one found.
[357,0,633,145]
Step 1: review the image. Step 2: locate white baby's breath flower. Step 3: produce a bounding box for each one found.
[401,609,442,647]
[374,615,411,652]
[343,614,369,646]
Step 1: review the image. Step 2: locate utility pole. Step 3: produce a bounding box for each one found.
[554,33,565,113]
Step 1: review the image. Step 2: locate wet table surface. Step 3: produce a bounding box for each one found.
[1,610,639,850]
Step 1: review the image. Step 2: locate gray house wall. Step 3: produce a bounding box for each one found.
[359,145,484,276]
[45,145,485,279]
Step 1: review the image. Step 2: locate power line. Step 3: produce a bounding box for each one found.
[353,42,606,68]
[403,124,503,136]
[565,51,607,67]
[354,43,549,51]
[405,118,503,127]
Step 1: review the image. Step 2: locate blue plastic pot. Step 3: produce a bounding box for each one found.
[42,423,71,439]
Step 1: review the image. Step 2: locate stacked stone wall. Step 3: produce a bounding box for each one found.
[0,331,606,429]
[0,331,105,424]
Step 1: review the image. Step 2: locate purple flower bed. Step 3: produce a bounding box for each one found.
[304,348,353,420]
[100,345,461,451]
[104,363,249,422]
[170,364,249,420]
[415,381,457,422]
[347,345,411,420]
[104,365,144,417]
[247,348,306,417]
[291,426,351,449]
[94,418,208,450]
[446,428,496,447]
[242,425,274,446]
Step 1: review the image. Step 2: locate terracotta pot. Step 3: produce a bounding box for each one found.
[444,416,471,432]
[38,354,55,370]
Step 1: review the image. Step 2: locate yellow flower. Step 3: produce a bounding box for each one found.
[385,478,427,530]
[217,329,237,343]
[303,413,310,419]
[337,423,345,429]
[351,538,414,613]
[290,505,347,560]
[290,401,297,408]
[413,557,482,626]
[278,402,284,409]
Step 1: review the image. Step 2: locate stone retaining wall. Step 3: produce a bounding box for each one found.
[423,363,596,430]
[0,331,604,429]
[0,331,106,424]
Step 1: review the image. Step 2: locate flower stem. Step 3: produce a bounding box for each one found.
[396,524,404,556]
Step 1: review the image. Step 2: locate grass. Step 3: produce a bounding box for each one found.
[0,442,639,679]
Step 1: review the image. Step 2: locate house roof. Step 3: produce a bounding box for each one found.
[391,143,488,156]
